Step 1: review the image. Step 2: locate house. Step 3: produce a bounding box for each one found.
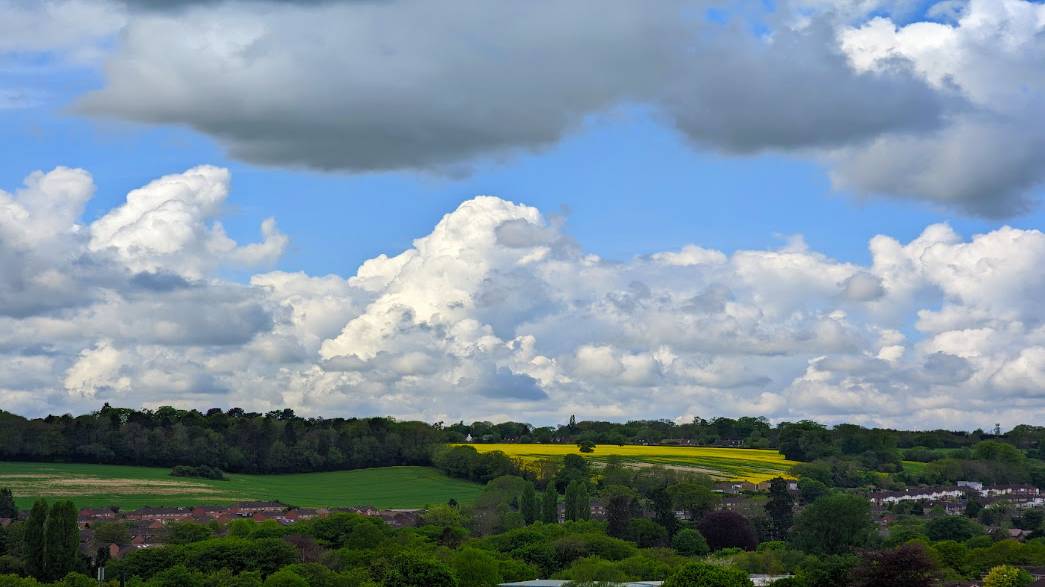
[125,506,193,521]
[869,486,964,507]
[232,501,286,514]
[750,576,792,586]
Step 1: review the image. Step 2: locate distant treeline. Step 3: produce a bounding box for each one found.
[0,405,1042,479]
[0,405,440,474]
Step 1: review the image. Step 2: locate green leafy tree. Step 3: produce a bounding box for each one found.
[764,477,795,540]
[798,478,830,505]
[925,516,982,542]
[541,484,558,523]
[672,528,710,556]
[564,480,590,522]
[982,565,1033,587]
[23,499,48,579]
[0,489,16,519]
[43,501,80,581]
[791,494,873,555]
[382,551,458,587]
[58,572,95,587]
[92,522,131,548]
[577,440,596,453]
[165,522,213,544]
[520,482,538,525]
[663,561,754,587]
[668,482,719,521]
[451,547,503,587]
[627,517,668,548]
[262,568,308,587]
[794,554,859,587]
[148,564,206,587]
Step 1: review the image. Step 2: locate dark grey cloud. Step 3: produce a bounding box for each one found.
[77,1,950,184]
[480,368,548,401]
[662,21,949,153]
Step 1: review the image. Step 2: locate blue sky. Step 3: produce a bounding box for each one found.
[4,96,1040,277]
[0,0,1043,428]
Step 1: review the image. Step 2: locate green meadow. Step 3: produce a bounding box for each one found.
[0,462,482,510]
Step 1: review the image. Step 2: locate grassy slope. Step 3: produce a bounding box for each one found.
[0,462,481,510]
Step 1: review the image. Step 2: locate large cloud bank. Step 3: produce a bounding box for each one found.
[2,166,1042,428]
[1,0,1040,215]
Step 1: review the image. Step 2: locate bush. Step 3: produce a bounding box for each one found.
[672,529,710,556]
[662,562,753,587]
[170,465,227,481]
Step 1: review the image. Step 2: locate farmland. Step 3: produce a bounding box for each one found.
[0,462,482,510]
[463,443,797,482]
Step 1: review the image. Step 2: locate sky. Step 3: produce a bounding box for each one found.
[0,0,1043,429]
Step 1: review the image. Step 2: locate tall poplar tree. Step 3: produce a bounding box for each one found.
[44,500,80,580]
[23,498,48,578]
[520,482,538,525]
[541,484,558,523]
[564,480,590,521]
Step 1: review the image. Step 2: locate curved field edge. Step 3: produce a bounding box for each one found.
[0,462,482,510]
[458,443,798,482]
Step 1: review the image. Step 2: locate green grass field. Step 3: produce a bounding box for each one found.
[0,462,482,510]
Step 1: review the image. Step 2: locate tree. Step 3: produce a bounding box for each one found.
[794,554,859,587]
[602,485,638,538]
[0,488,16,518]
[628,517,668,548]
[764,477,795,540]
[23,499,47,579]
[520,482,538,525]
[577,440,596,453]
[382,551,458,587]
[451,547,503,587]
[166,521,214,544]
[652,486,679,537]
[983,565,1033,587]
[698,511,758,551]
[541,484,558,523]
[851,543,940,587]
[668,481,719,521]
[925,515,982,542]
[262,569,309,587]
[663,561,754,587]
[791,493,873,555]
[564,480,590,521]
[672,528,710,556]
[92,522,131,548]
[798,478,830,505]
[43,501,79,581]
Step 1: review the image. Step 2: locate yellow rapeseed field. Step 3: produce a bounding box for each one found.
[459,443,797,483]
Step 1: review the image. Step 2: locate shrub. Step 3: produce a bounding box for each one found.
[672,529,710,556]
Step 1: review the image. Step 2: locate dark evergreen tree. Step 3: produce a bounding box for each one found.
[541,484,558,524]
[23,498,48,579]
[602,485,637,538]
[652,486,679,537]
[519,482,538,525]
[764,477,795,540]
[0,488,16,518]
